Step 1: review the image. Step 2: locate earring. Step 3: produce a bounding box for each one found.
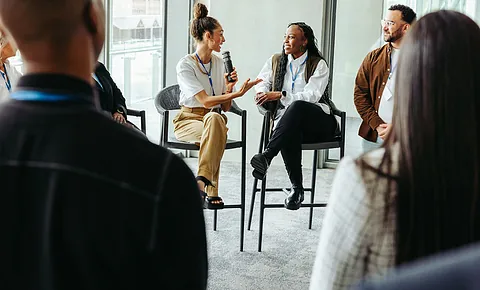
[300,45,306,53]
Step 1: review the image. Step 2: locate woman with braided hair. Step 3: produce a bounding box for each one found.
[251,22,339,210]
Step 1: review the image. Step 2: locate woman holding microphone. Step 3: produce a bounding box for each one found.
[174,3,261,209]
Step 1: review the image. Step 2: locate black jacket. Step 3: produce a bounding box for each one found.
[94,62,127,117]
[0,74,208,290]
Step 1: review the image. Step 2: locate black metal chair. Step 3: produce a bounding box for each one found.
[154,84,247,251]
[248,103,346,252]
[126,109,147,134]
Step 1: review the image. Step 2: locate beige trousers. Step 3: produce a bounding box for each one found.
[173,106,228,196]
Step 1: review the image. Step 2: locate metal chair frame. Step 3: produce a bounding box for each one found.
[155,84,247,251]
[248,107,346,252]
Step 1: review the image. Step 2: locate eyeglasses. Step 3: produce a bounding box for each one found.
[381,19,396,27]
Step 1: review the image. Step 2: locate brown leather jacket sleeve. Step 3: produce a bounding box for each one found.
[354,52,384,131]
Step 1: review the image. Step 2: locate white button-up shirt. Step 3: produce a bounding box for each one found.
[378,48,400,124]
[255,51,334,123]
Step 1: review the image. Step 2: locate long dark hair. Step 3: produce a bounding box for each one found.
[363,10,480,266]
[273,22,324,91]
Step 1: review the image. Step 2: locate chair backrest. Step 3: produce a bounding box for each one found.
[155,83,245,116]
[155,84,181,113]
[229,100,244,116]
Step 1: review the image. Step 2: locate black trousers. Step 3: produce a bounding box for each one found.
[265,100,337,187]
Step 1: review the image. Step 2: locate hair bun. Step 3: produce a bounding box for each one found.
[193,3,208,19]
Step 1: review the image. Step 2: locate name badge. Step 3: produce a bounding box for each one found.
[384,83,394,101]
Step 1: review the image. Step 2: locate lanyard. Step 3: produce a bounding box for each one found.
[0,64,12,92]
[289,56,308,93]
[92,73,103,90]
[195,53,215,96]
[10,90,91,103]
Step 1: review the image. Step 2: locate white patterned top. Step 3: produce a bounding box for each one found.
[310,146,399,290]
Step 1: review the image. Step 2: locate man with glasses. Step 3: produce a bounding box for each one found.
[354,4,416,151]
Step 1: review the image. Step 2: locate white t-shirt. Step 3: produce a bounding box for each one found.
[0,60,22,103]
[176,53,226,108]
[378,48,400,124]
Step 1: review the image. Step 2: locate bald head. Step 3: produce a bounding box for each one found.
[0,0,105,53]
[0,0,105,80]
[0,0,88,44]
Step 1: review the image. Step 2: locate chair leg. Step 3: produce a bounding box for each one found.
[213,209,218,231]
[249,114,267,231]
[257,113,271,252]
[240,143,246,252]
[248,178,258,231]
[309,150,318,230]
[140,111,146,134]
[258,177,267,252]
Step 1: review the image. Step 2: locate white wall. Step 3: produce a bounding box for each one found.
[208,0,324,165]
[331,0,384,117]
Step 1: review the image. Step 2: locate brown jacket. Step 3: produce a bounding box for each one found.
[354,43,393,142]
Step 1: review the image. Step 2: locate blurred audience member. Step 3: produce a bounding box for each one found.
[0,33,21,102]
[0,0,207,289]
[310,10,480,290]
[93,61,138,129]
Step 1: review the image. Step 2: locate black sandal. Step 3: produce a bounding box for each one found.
[204,196,225,210]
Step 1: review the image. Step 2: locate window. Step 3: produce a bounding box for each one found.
[108,0,164,106]
[330,0,480,120]
[132,0,147,15]
[384,0,479,20]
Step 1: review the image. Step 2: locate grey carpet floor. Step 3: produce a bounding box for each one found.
[183,158,337,290]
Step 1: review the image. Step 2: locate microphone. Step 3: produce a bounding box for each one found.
[222,51,235,82]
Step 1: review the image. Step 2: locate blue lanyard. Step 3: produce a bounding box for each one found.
[10,90,91,102]
[92,73,103,90]
[0,64,12,92]
[289,56,308,93]
[195,53,215,96]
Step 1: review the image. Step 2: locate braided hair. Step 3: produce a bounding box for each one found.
[273,22,325,92]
